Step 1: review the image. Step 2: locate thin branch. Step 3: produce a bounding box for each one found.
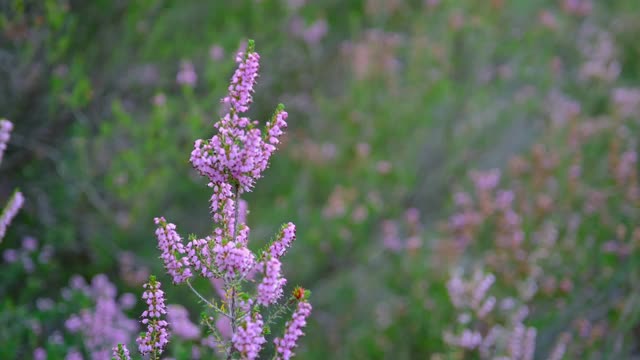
[186,280,215,309]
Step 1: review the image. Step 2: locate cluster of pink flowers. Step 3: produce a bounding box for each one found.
[136,277,169,355]
[0,119,24,242]
[65,275,138,360]
[381,208,423,253]
[0,119,13,164]
[166,304,201,340]
[166,40,292,291]
[176,60,197,87]
[3,236,53,272]
[112,344,131,360]
[154,217,192,284]
[232,313,266,359]
[444,269,536,359]
[257,257,286,306]
[268,222,296,258]
[274,301,312,360]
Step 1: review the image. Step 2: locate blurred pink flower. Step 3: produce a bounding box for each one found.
[177,61,197,87]
[209,45,225,61]
[153,93,166,106]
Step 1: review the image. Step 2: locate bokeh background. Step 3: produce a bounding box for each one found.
[2,0,640,359]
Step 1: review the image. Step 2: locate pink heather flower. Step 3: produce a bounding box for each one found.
[65,274,137,360]
[257,257,286,306]
[36,297,54,311]
[216,315,232,339]
[0,119,13,164]
[155,217,193,284]
[381,220,402,252]
[477,296,496,318]
[562,0,592,16]
[38,244,53,264]
[495,190,515,210]
[210,277,226,298]
[152,93,166,106]
[189,42,289,199]
[453,191,472,207]
[509,323,526,359]
[524,327,537,360]
[223,50,260,113]
[22,236,38,252]
[137,277,170,355]
[472,273,495,308]
[376,160,392,174]
[33,348,47,360]
[210,45,225,61]
[303,19,328,45]
[405,207,420,225]
[65,349,84,360]
[177,60,197,87]
[118,293,136,310]
[22,256,34,273]
[112,344,131,360]
[456,329,483,349]
[213,240,256,279]
[470,169,501,191]
[548,333,571,360]
[0,190,25,241]
[167,304,201,340]
[274,301,312,360]
[183,42,294,285]
[186,236,215,278]
[616,150,637,182]
[446,272,466,308]
[3,249,17,263]
[269,222,296,258]
[232,313,266,360]
[612,87,640,117]
[237,199,249,225]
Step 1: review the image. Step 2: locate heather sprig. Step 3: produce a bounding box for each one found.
[0,119,23,242]
[274,298,312,360]
[136,276,169,358]
[117,40,311,359]
[112,344,131,360]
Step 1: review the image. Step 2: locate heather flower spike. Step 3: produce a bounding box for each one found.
[112,344,131,360]
[118,40,311,359]
[0,189,24,241]
[136,276,169,358]
[274,299,312,360]
[0,119,23,242]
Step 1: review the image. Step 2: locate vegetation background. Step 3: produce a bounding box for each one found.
[1,0,640,359]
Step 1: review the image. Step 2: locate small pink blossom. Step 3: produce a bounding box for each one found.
[210,45,225,61]
[177,60,197,87]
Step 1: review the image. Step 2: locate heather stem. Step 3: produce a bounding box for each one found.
[227,284,237,360]
[233,184,241,239]
[186,279,215,309]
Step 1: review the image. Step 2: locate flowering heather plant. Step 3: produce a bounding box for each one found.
[444,268,537,360]
[114,40,311,359]
[0,119,23,242]
[65,274,138,360]
[436,83,640,357]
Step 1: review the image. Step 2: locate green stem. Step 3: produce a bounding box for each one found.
[233,184,241,239]
[186,280,215,308]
